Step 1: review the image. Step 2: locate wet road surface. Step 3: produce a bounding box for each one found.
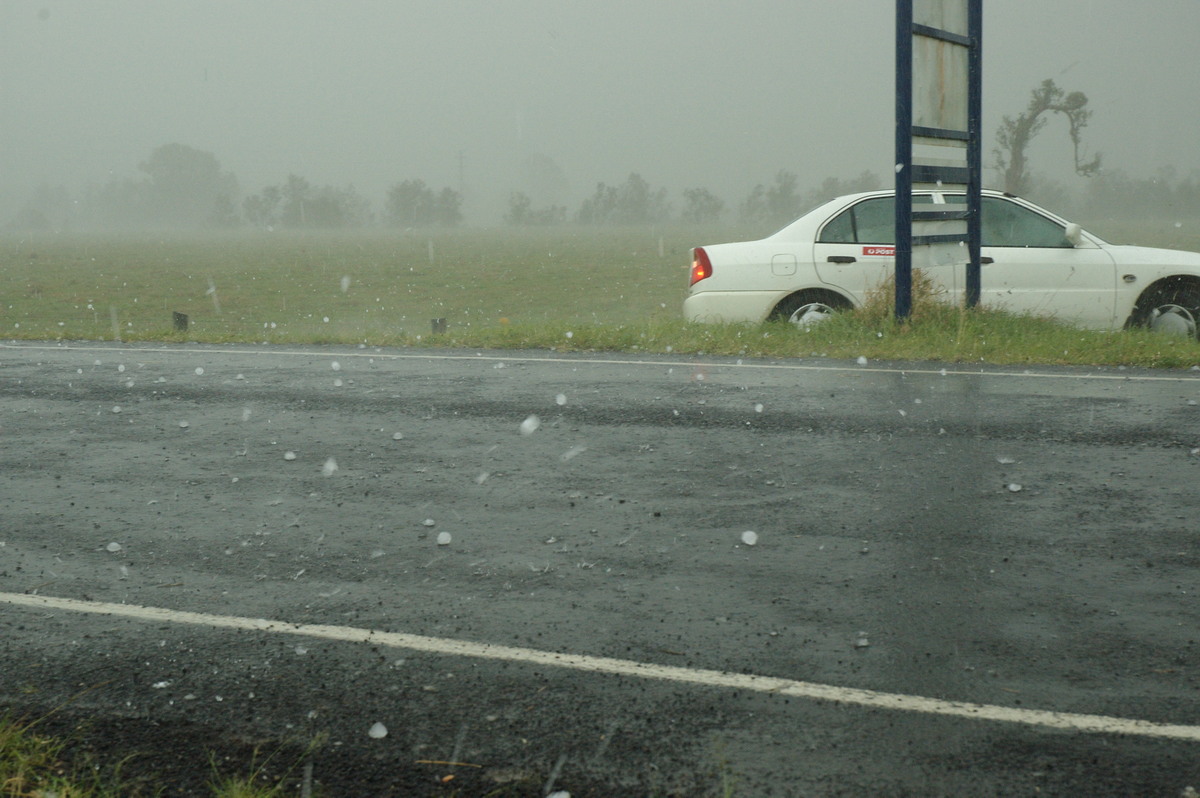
[2,341,1199,796]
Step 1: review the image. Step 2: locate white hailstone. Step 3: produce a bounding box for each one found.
[106,542,122,553]
[194,367,204,375]
[1007,483,1023,493]
[436,532,452,546]
[422,518,436,527]
[112,405,122,413]
[392,432,404,440]
[754,403,764,413]
[368,722,388,739]
[284,451,297,461]
[740,530,759,546]
[555,393,567,406]
[519,415,541,435]
[178,420,189,429]
[560,445,587,462]
[321,458,338,476]
[856,356,868,366]
[331,361,341,371]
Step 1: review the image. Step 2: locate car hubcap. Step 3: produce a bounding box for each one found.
[1148,303,1198,338]
[788,302,834,327]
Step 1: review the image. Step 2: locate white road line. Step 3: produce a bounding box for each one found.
[4,591,1198,742]
[5,341,1199,382]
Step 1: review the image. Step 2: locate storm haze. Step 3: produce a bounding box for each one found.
[3,0,1198,226]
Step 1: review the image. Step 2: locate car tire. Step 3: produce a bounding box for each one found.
[771,291,852,327]
[1134,282,1200,340]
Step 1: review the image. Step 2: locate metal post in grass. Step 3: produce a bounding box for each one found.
[895,0,983,321]
[895,0,913,321]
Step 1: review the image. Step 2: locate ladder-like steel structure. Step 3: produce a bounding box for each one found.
[895,0,983,319]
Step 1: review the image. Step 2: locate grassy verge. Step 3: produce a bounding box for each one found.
[2,225,1199,369]
[0,711,313,798]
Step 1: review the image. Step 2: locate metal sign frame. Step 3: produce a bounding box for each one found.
[895,0,982,319]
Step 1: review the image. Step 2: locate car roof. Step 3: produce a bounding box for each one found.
[762,188,1048,242]
[821,187,1012,203]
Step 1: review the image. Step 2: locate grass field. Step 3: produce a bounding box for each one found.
[1,226,728,343]
[3,221,1200,368]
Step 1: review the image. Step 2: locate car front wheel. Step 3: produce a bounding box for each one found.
[1136,283,1200,340]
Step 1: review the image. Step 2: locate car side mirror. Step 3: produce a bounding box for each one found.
[1064,223,1083,247]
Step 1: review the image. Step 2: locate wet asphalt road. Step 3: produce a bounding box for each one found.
[1,341,1199,796]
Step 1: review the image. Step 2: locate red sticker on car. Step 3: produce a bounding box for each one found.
[862,246,895,257]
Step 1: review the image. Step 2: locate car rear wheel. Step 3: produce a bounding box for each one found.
[1136,284,1200,340]
[771,291,851,327]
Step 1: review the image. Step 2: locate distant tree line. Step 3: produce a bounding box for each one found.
[9,139,1200,233]
[8,143,465,233]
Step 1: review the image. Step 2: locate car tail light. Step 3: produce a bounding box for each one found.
[690,248,712,286]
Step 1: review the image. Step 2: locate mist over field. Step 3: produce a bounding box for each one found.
[3,0,1199,230]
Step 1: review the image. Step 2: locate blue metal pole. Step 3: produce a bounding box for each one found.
[965,0,983,308]
[895,0,913,320]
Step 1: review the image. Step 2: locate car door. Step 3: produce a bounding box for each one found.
[813,195,949,305]
[976,196,1117,327]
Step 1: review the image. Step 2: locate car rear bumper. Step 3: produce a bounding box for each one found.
[683,291,778,323]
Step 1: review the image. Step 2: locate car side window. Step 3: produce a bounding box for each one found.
[818,206,857,243]
[818,198,894,244]
[817,196,934,244]
[982,197,1072,248]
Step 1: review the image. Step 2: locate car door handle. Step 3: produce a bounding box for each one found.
[980,256,994,264]
[827,255,857,264]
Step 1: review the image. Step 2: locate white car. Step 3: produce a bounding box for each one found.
[685,189,1200,338]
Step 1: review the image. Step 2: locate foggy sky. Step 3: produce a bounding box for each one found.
[3,0,1198,223]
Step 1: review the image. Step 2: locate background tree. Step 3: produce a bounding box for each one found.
[138,143,237,227]
[739,170,802,227]
[680,187,724,224]
[243,176,371,229]
[279,174,314,228]
[207,192,241,228]
[577,182,618,224]
[434,187,464,226]
[242,185,282,229]
[384,180,463,227]
[504,191,566,226]
[993,78,1102,195]
[577,173,670,225]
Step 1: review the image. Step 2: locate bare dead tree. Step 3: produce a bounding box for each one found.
[993,78,1102,195]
